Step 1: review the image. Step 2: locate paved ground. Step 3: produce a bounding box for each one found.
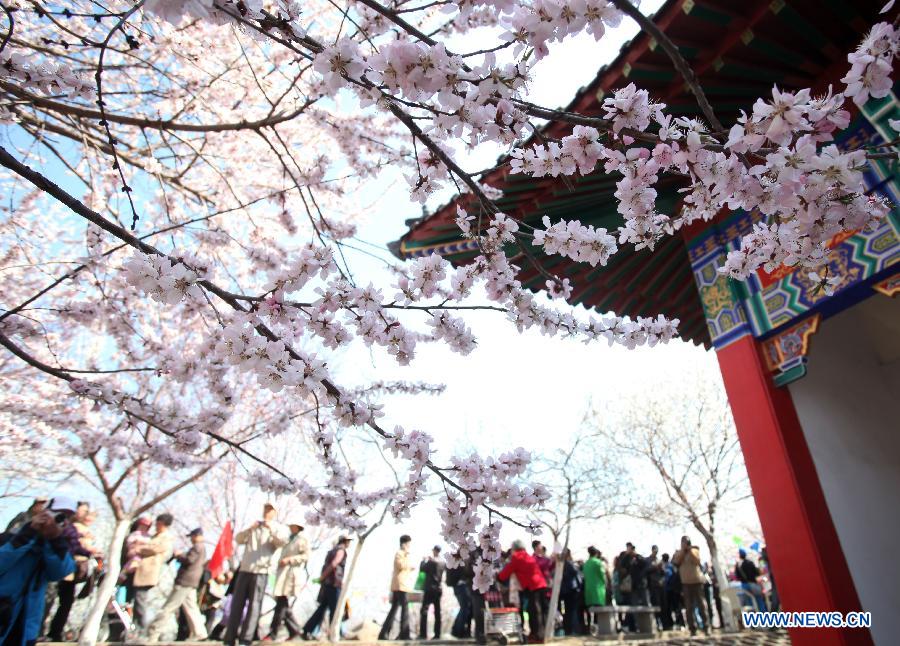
[44,630,791,645]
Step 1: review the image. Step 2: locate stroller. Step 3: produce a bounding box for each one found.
[483,589,526,645]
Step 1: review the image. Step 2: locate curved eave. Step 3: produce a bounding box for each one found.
[393,0,888,348]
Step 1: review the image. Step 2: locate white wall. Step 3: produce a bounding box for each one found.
[788,294,900,646]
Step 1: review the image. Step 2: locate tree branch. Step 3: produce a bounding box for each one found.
[608,0,725,134]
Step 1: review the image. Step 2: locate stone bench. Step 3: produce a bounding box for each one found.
[587,605,660,639]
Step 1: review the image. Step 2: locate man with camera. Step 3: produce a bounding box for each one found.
[224,502,289,646]
[0,495,76,646]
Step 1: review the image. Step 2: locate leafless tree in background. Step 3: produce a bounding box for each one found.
[586,367,754,628]
[531,432,627,641]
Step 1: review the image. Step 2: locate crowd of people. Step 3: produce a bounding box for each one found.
[361,534,778,644]
[0,495,777,645]
[1,498,322,645]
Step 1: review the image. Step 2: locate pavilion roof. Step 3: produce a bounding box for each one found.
[392,0,886,346]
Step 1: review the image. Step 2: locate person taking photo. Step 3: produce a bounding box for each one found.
[0,495,77,646]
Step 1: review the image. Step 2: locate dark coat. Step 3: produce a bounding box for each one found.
[736,558,760,583]
[419,556,445,593]
[174,543,207,588]
[624,553,648,591]
[560,560,581,593]
[320,546,347,587]
[445,559,473,587]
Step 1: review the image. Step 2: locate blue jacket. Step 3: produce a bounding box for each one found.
[0,524,75,645]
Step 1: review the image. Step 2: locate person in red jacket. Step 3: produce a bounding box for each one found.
[498,540,548,643]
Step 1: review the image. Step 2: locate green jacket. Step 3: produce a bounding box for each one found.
[583,556,606,607]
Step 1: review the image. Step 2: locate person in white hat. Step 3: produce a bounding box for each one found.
[0,495,76,646]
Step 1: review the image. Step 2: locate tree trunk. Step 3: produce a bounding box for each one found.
[328,535,365,643]
[706,539,735,631]
[78,516,131,646]
[543,527,569,643]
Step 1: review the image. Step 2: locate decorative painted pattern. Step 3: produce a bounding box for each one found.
[761,314,820,386]
[688,93,900,352]
[873,274,900,297]
[398,238,481,259]
[690,229,754,349]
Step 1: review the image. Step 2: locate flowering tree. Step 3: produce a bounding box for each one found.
[2,0,899,642]
[0,377,285,643]
[0,424,80,501]
[586,368,754,628]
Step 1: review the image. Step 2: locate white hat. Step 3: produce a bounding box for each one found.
[47,495,77,514]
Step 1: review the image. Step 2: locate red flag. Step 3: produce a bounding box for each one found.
[208,521,234,578]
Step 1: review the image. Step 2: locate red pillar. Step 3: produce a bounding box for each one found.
[716,337,871,646]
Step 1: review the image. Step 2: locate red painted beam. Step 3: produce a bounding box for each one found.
[715,337,871,646]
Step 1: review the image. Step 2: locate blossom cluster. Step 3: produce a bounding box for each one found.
[212,315,330,395]
[263,243,334,294]
[602,83,660,135]
[533,214,618,267]
[64,378,229,468]
[725,87,851,151]
[451,448,550,508]
[497,0,624,59]
[332,399,383,428]
[384,426,433,519]
[123,254,206,305]
[0,49,93,99]
[510,75,890,274]
[310,38,533,200]
[545,277,573,300]
[0,315,40,339]
[510,125,604,177]
[439,493,485,572]
[442,213,679,344]
[842,21,900,107]
[145,0,306,41]
[427,312,477,355]
[435,449,549,591]
[347,381,446,398]
[366,41,465,100]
